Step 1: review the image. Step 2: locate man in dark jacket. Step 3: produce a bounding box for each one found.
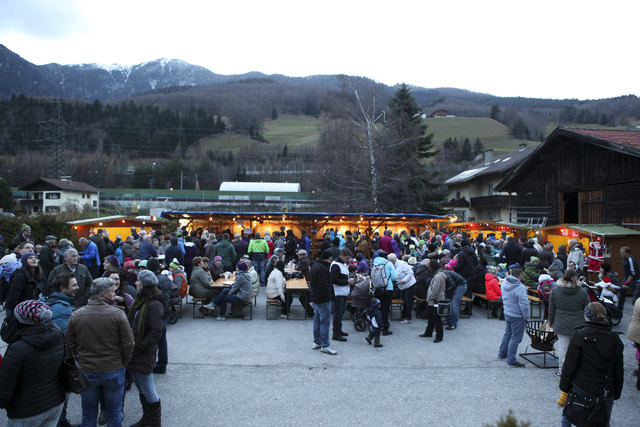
[413,259,433,318]
[213,233,237,272]
[90,230,107,271]
[146,258,174,374]
[66,278,134,427]
[500,237,523,267]
[163,237,184,267]
[47,248,93,308]
[38,235,57,281]
[310,250,337,355]
[138,235,158,260]
[453,239,478,283]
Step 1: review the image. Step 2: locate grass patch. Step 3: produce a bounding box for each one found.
[263,115,321,147]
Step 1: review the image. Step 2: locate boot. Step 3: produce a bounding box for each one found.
[147,400,162,427]
[374,335,383,347]
[365,334,373,345]
[129,394,149,427]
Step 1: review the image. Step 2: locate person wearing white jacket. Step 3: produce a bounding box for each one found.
[266,261,290,319]
[388,254,416,324]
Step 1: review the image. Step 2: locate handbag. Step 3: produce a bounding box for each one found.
[0,313,21,344]
[562,387,608,427]
[60,339,90,394]
[436,299,451,316]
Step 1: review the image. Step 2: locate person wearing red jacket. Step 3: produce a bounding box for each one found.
[485,266,502,300]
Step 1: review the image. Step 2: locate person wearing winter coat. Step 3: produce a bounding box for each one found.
[44,272,78,333]
[413,259,432,319]
[558,302,624,427]
[372,251,397,336]
[365,298,384,348]
[538,242,555,270]
[453,239,478,283]
[419,260,446,343]
[127,270,168,427]
[5,252,45,316]
[549,269,590,375]
[498,266,529,367]
[627,297,640,390]
[522,257,541,289]
[484,266,502,301]
[213,261,252,321]
[388,254,416,324]
[213,233,237,272]
[500,237,523,267]
[546,258,565,281]
[443,268,467,329]
[266,260,289,318]
[556,245,568,269]
[566,239,585,273]
[0,300,66,425]
[190,257,215,311]
[520,239,539,267]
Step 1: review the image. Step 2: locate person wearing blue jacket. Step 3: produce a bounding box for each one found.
[79,237,101,279]
[372,251,397,336]
[498,266,530,367]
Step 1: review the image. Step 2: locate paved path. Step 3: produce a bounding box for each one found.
[2,296,639,426]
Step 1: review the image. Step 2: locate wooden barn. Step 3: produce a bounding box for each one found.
[496,127,640,226]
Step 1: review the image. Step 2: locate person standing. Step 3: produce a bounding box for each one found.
[330,248,354,342]
[371,251,397,336]
[38,235,57,281]
[388,253,416,324]
[0,300,66,426]
[127,270,168,427]
[627,297,640,389]
[47,248,94,309]
[566,239,585,273]
[66,278,134,427]
[213,233,237,272]
[79,237,101,280]
[558,302,624,427]
[419,260,446,343]
[248,232,269,285]
[311,250,337,355]
[620,246,640,310]
[548,269,590,377]
[498,266,529,367]
[5,252,44,316]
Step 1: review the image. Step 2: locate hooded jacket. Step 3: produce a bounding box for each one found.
[548,279,590,335]
[501,275,529,319]
[213,240,237,269]
[547,259,564,281]
[310,259,331,304]
[372,256,397,291]
[453,246,478,280]
[0,321,65,419]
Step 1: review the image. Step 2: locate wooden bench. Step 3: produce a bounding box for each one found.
[191,296,206,318]
[528,294,543,319]
[472,293,502,319]
[230,297,253,320]
[460,296,473,318]
[390,298,404,320]
[266,298,280,320]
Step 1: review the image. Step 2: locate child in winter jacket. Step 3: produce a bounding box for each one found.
[366,298,384,348]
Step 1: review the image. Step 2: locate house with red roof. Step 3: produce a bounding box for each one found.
[496,127,640,226]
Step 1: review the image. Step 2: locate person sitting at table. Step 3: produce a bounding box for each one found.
[213,261,252,321]
[209,255,224,281]
[189,257,215,315]
[266,260,290,319]
[296,249,311,281]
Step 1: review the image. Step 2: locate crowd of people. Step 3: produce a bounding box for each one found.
[0,223,639,426]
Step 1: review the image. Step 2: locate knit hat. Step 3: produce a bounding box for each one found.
[138,260,148,269]
[124,258,135,270]
[236,261,248,271]
[213,255,223,262]
[137,270,158,287]
[486,265,498,275]
[409,244,416,250]
[498,263,507,271]
[20,252,37,265]
[105,255,120,267]
[170,261,180,270]
[45,235,57,241]
[14,300,52,325]
[407,257,417,265]
[419,240,425,246]
[370,298,380,309]
[146,258,160,273]
[274,248,285,255]
[297,249,307,256]
[21,224,31,232]
[530,256,539,263]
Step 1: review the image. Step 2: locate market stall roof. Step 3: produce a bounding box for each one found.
[161,210,446,221]
[67,215,165,226]
[539,223,640,236]
[218,182,300,192]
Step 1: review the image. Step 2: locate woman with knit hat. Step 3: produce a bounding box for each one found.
[5,252,44,315]
[0,300,66,425]
[213,261,252,321]
[127,270,168,427]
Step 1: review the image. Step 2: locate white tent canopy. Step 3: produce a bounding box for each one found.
[218,181,300,192]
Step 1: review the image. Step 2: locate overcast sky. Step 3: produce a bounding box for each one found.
[1,0,638,100]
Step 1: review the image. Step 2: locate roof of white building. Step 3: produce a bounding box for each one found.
[218,182,300,192]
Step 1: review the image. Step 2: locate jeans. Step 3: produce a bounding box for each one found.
[618,280,639,310]
[446,284,467,327]
[7,402,63,427]
[498,315,526,364]
[313,301,331,348]
[81,366,126,427]
[156,317,169,369]
[253,259,267,285]
[128,372,159,403]
[332,295,347,335]
[214,288,243,316]
[401,286,415,321]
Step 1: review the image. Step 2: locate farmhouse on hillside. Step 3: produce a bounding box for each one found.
[19,177,99,214]
[496,127,640,226]
[429,109,455,118]
[443,144,535,223]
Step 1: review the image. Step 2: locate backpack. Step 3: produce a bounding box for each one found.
[173,271,188,299]
[537,279,555,300]
[371,262,388,289]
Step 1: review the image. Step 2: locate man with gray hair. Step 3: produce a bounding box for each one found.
[47,248,94,307]
[498,266,529,367]
[79,237,101,279]
[66,278,134,427]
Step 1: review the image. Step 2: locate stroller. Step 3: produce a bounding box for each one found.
[350,275,372,332]
[585,282,622,326]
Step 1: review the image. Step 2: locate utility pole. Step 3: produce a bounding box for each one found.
[35,100,67,178]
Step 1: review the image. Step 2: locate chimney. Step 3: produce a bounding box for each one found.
[483,149,494,165]
[60,176,72,183]
[518,143,527,152]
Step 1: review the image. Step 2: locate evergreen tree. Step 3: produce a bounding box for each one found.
[271,107,278,120]
[490,104,501,120]
[474,137,484,155]
[461,137,472,161]
[0,178,14,212]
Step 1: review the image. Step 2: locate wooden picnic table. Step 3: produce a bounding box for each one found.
[285,277,310,319]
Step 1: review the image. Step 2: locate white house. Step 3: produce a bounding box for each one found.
[19,177,99,214]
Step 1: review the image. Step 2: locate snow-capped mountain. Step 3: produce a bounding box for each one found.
[0,44,220,100]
